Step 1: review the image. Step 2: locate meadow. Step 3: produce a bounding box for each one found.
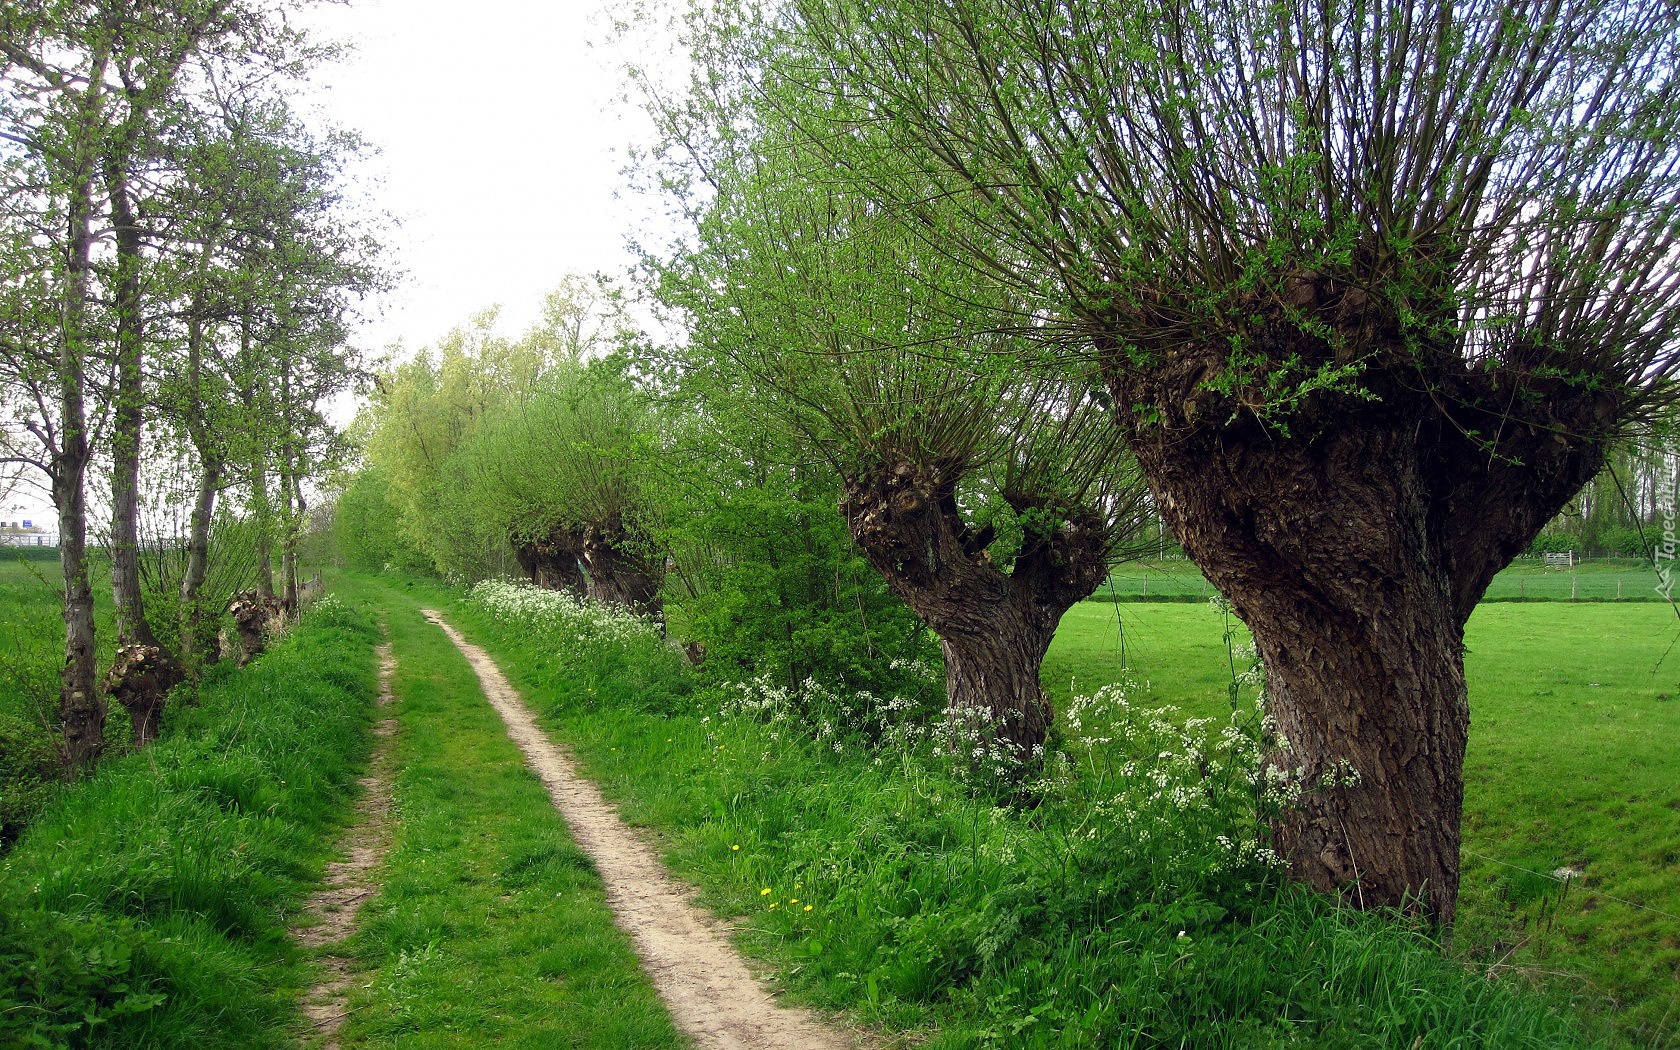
[1098,558,1673,602]
[3,557,1676,1046]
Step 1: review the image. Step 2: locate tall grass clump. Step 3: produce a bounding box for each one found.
[452,584,1611,1048]
[0,594,379,1049]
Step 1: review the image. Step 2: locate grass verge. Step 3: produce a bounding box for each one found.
[0,595,379,1048]
[325,575,687,1050]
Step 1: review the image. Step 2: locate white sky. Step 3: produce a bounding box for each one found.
[296,0,669,357]
[5,1,680,522]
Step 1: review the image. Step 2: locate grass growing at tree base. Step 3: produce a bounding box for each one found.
[1046,600,1680,1046]
[0,595,380,1048]
[400,572,1615,1049]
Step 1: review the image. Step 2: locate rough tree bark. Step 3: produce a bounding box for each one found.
[512,526,587,595]
[841,460,1112,763]
[1105,295,1614,924]
[52,61,108,774]
[103,156,183,727]
[579,517,665,621]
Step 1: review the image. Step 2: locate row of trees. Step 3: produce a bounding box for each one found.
[617,0,1680,928]
[349,0,1680,931]
[0,2,384,769]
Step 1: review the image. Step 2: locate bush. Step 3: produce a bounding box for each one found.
[1525,533,1582,557]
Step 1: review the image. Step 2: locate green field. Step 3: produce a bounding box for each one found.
[1047,600,1680,1042]
[1100,558,1675,602]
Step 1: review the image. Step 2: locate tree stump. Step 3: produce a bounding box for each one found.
[103,644,183,747]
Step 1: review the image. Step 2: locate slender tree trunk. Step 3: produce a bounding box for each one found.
[250,459,275,600]
[179,453,221,668]
[1115,360,1612,925]
[841,460,1110,762]
[104,158,161,652]
[178,307,222,673]
[284,477,306,610]
[54,85,105,773]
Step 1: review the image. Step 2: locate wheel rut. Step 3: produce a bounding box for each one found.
[293,642,398,1049]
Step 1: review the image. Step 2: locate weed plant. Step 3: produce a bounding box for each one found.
[449,581,1606,1048]
[0,595,379,1048]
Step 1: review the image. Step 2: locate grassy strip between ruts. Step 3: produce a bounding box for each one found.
[412,571,1616,1050]
[326,574,688,1049]
[0,595,380,1049]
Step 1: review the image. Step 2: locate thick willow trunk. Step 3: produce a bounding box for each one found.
[579,520,665,620]
[842,461,1110,762]
[1113,347,1614,924]
[512,528,587,595]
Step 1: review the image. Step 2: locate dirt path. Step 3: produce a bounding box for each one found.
[294,642,398,1049]
[420,609,860,1050]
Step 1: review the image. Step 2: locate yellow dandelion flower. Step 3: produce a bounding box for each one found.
[760,887,772,896]
[789,898,799,904]
[768,901,779,909]
[731,844,740,851]
[803,905,813,912]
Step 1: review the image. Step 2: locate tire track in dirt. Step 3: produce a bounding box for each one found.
[419,608,861,1050]
[294,641,398,1049]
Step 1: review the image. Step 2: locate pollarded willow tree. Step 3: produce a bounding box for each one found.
[357,280,637,593]
[462,361,668,619]
[643,43,1151,763]
[753,0,1680,922]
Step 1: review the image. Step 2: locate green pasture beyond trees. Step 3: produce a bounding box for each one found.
[1047,601,1680,1043]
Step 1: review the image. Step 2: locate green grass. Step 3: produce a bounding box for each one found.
[0,595,380,1048]
[1046,601,1680,1045]
[326,574,688,1049]
[1096,558,1675,602]
[0,553,122,841]
[413,573,1610,1049]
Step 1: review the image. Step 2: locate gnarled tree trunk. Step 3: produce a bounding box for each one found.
[841,461,1111,763]
[579,518,665,621]
[512,527,587,595]
[1114,344,1613,924]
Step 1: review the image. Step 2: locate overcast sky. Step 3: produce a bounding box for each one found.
[297,0,667,356]
[4,2,675,521]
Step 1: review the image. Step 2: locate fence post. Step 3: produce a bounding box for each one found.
[1618,577,1623,600]
[1572,574,1578,601]
[1142,577,1148,597]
